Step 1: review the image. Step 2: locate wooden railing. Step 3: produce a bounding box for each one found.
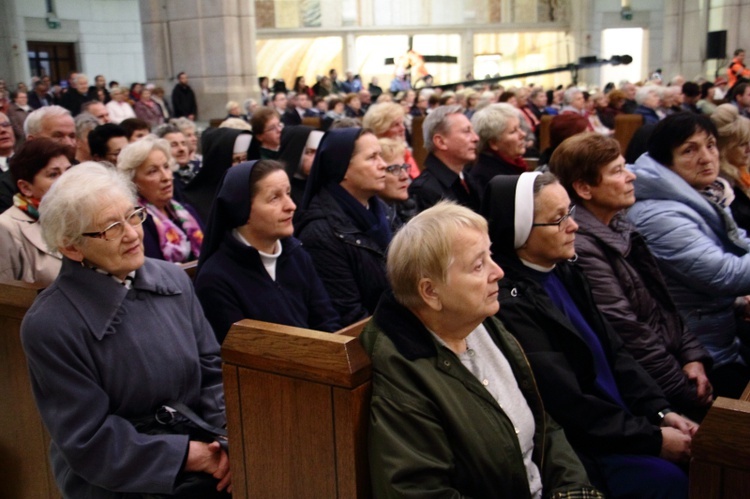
[222,318,371,498]
[689,385,750,498]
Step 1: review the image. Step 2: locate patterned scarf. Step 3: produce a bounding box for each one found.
[13,193,41,220]
[139,196,203,263]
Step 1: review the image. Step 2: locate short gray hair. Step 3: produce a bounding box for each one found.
[117,134,176,179]
[39,161,136,250]
[387,201,488,309]
[75,113,99,139]
[168,117,196,135]
[563,87,582,105]
[24,105,71,137]
[72,73,89,85]
[635,85,660,106]
[471,103,521,154]
[154,124,182,138]
[422,105,464,153]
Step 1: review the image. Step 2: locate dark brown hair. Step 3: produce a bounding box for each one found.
[9,137,73,184]
[250,107,280,136]
[548,133,621,202]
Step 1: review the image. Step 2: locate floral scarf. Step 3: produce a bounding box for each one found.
[140,197,203,263]
[13,193,41,220]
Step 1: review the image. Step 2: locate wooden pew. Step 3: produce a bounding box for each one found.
[613,114,643,155]
[538,114,554,153]
[411,116,426,171]
[222,319,372,498]
[302,116,322,130]
[0,280,59,498]
[690,385,750,498]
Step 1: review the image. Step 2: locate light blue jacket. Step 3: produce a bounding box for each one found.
[628,153,750,367]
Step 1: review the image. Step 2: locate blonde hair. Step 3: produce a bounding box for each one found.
[387,201,488,309]
[711,103,750,184]
[378,137,406,164]
[363,102,403,136]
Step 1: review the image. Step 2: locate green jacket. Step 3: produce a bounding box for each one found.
[360,292,602,499]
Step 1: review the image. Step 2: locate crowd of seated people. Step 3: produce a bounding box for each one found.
[6,61,750,498]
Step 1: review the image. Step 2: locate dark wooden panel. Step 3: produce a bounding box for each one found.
[538,114,553,152]
[222,364,247,498]
[302,117,322,129]
[411,116,426,171]
[689,462,721,499]
[239,369,336,498]
[333,383,372,499]
[613,114,643,155]
[0,281,59,498]
[723,468,750,498]
[692,397,750,467]
[222,319,371,388]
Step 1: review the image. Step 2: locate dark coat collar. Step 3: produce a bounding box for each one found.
[370,291,439,360]
[423,153,462,188]
[55,257,183,341]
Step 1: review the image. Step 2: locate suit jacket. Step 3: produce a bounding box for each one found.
[408,153,480,212]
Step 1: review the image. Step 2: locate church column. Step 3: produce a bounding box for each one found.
[0,0,29,88]
[138,0,258,122]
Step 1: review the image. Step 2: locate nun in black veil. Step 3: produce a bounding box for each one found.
[482,172,694,499]
[194,160,340,343]
[277,125,324,219]
[295,127,392,326]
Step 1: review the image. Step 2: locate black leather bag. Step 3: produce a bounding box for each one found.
[130,401,230,498]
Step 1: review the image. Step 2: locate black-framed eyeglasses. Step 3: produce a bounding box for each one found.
[532,205,576,231]
[385,163,410,175]
[82,207,147,241]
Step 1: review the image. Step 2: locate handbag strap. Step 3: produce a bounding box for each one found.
[159,400,228,440]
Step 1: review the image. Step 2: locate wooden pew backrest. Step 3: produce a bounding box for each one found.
[222,319,372,498]
[0,280,59,498]
[690,390,750,498]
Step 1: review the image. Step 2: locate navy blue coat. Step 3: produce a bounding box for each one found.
[195,234,341,343]
[296,187,389,326]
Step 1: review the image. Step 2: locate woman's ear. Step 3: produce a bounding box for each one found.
[417,277,443,312]
[59,243,85,263]
[572,179,593,201]
[16,179,35,198]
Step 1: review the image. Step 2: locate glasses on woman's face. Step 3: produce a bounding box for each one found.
[264,122,284,133]
[385,163,409,176]
[82,207,146,241]
[532,205,576,231]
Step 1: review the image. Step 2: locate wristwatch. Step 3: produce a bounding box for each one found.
[657,408,673,422]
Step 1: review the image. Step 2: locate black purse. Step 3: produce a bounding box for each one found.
[130,401,230,499]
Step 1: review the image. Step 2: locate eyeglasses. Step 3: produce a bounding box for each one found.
[532,205,576,231]
[385,163,410,175]
[0,121,11,128]
[82,207,146,241]
[264,122,284,133]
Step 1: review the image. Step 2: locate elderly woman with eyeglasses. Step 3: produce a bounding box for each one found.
[483,171,696,499]
[21,162,230,498]
[377,137,417,230]
[117,135,204,263]
[248,107,282,160]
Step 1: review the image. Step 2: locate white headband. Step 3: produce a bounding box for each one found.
[514,171,541,249]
